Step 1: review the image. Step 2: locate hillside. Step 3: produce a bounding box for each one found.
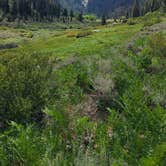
[60,0,134,15]
[87,0,133,16]
[0,0,166,165]
[60,0,165,16]
[0,0,165,22]
[59,0,86,11]
[0,9,166,165]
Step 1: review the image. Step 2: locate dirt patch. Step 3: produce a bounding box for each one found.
[0,30,18,39]
[53,56,78,71]
[75,94,109,121]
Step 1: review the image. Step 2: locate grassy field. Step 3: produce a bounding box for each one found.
[0,23,141,58]
[0,12,166,165]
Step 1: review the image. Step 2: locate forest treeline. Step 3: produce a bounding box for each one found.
[87,0,166,17]
[0,0,77,22]
[128,0,166,18]
[0,0,166,22]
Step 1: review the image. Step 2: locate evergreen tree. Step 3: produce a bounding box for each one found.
[151,0,160,11]
[78,12,83,22]
[0,0,64,21]
[70,10,74,22]
[101,15,107,25]
[62,8,68,23]
[10,0,18,20]
[56,4,61,20]
[162,0,166,12]
[133,0,140,17]
[126,11,129,19]
[1,0,9,15]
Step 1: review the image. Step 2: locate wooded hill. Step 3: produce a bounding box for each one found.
[0,0,62,21]
[0,0,166,21]
[87,0,166,16]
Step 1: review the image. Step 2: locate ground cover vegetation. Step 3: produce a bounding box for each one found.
[0,0,166,165]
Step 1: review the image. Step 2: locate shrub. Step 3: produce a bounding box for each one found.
[149,33,166,58]
[108,82,166,165]
[66,30,92,38]
[141,143,166,166]
[0,43,18,50]
[127,19,136,25]
[76,30,92,38]
[66,31,78,38]
[137,54,152,70]
[143,16,162,27]
[76,64,94,93]
[83,15,97,22]
[0,53,53,127]
[20,32,33,38]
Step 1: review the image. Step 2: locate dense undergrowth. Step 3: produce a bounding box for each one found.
[0,12,166,165]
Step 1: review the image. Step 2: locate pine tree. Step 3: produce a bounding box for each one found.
[151,0,160,12]
[126,11,129,19]
[163,0,166,12]
[133,0,140,17]
[56,4,61,20]
[0,0,67,22]
[62,8,68,23]
[10,0,18,20]
[78,12,83,22]
[70,10,74,22]
[101,15,107,25]
[1,0,9,15]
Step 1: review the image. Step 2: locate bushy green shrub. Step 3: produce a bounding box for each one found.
[149,33,166,58]
[143,16,162,27]
[76,30,92,38]
[0,122,43,166]
[0,108,110,166]
[108,82,166,165]
[0,53,53,127]
[54,61,94,105]
[136,52,152,70]
[127,19,137,25]
[141,143,166,166]
[83,15,97,22]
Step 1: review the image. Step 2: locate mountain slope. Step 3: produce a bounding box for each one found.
[60,0,139,16]
[61,0,164,16]
[87,0,133,16]
[59,0,86,11]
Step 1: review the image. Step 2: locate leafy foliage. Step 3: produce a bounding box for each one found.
[0,53,53,127]
[0,11,165,166]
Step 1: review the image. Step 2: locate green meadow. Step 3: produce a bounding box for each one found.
[0,12,166,165]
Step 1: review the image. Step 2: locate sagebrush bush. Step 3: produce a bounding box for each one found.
[149,33,166,58]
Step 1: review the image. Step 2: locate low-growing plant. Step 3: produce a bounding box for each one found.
[108,82,166,165]
[83,15,97,22]
[127,18,137,25]
[149,33,166,58]
[66,31,78,38]
[76,30,93,38]
[143,15,162,27]
[20,31,33,38]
